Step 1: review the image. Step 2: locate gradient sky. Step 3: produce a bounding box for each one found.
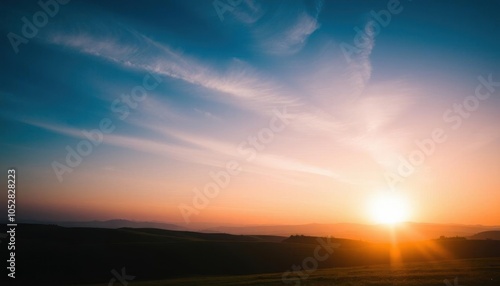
[1,0,499,226]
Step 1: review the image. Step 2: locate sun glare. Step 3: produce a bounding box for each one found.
[369,192,410,225]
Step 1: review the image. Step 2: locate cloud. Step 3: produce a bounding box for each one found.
[260,12,320,55]
[252,0,322,56]
[48,26,149,64]
[48,29,301,116]
[344,20,376,100]
[25,120,222,167]
[27,118,338,180]
[41,12,413,185]
[134,120,339,179]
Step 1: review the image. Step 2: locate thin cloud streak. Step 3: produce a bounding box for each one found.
[137,122,341,179]
[26,119,340,180]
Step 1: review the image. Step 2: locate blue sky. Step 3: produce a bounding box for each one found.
[1,0,499,225]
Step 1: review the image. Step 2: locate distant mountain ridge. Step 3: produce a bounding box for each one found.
[19,219,186,231]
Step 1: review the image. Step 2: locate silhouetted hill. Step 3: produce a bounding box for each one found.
[2,223,500,285]
[469,230,500,240]
[12,223,285,243]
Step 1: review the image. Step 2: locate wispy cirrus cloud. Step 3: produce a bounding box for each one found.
[251,0,323,56]
[40,9,413,186]
[259,11,320,55]
[344,20,376,100]
[25,118,338,180]
[24,120,221,167]
[48,29,301,115]
[138,122,339,179]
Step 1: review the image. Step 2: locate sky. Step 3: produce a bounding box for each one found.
[0,0,499,227]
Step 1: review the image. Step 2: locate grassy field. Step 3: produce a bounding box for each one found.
[81,257,500,286]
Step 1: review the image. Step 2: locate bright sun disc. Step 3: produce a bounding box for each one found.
[369,192,410,224]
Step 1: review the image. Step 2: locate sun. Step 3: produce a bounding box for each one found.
[369,192,411,225]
